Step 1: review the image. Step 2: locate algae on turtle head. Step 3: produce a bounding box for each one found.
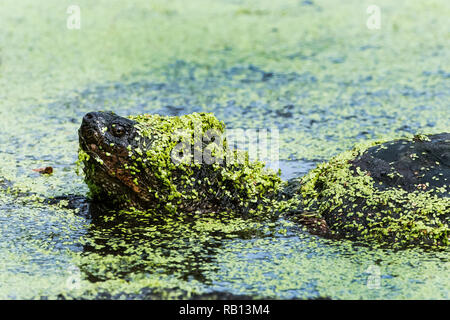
[78,111,284,216]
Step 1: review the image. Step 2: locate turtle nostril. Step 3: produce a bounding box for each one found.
[83,112,95,122]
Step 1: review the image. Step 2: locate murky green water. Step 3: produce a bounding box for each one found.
[0,0,448,299]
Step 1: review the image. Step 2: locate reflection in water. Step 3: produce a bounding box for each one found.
[74,199,283,298]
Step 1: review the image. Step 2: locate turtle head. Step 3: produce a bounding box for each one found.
[78,111,150,206]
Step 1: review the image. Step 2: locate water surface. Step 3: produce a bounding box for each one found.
[0,0,448,299]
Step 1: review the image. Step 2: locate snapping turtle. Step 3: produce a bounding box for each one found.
[285,133,450,248]
[78,111,283,216]
[78,111,449,248]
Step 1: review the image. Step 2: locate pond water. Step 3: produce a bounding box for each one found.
[0,0,448,299]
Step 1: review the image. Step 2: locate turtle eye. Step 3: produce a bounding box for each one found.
[111,124,126,137]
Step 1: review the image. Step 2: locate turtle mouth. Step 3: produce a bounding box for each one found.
[78,130,145,206]
[78,129,120,189]
[78,127,103,155]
